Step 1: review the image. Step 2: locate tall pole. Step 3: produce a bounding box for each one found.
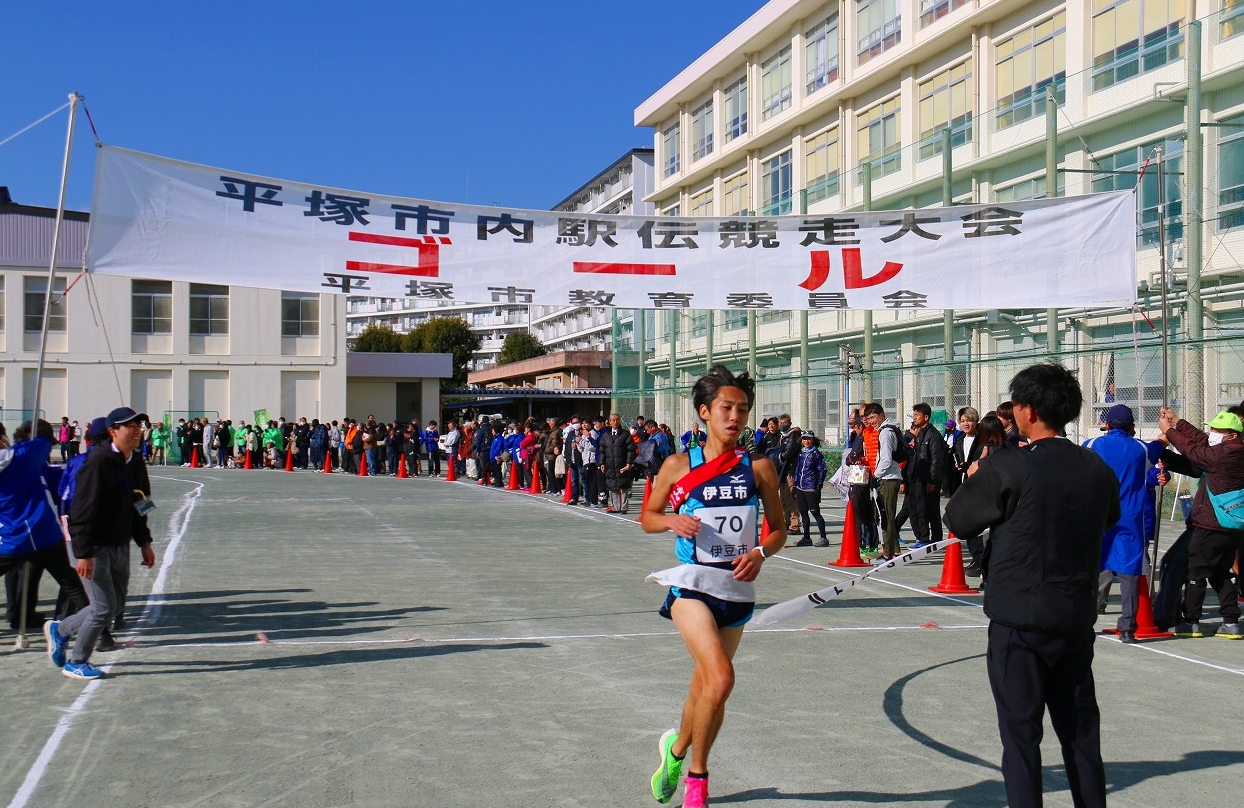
[1045,86,1060,359]
[610,308,620,415]
[942,127,955,419]
[636,308,647,414]
[32,92,81,426]
[668,310,678,413]
[799,189,809,430]
[862,161,874,403]
[1185,19,1204,424]
[1157,147,1170,408]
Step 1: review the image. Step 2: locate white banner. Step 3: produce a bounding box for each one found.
[87,146,1138,310]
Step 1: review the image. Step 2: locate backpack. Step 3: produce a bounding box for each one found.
[880,424,910,463]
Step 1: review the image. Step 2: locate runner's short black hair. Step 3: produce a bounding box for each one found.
[1008,363,1082,430]
[692,364,755,414]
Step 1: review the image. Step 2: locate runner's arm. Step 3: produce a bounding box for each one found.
[733,456,786,582]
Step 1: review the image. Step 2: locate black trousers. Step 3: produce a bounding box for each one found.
[907,481,943,542]
[1184,526,1242,623]
[1,543,88,627]
[987,623,1105,808]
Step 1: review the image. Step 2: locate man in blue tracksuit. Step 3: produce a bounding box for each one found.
[1082,404,1161,642]
[0,421,87,639]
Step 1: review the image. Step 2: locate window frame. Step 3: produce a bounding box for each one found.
[189,283,229,336]
[805,14,841,95]
[131,279,173,335]
[24,275,66,333]
[761,45,793,121]
[724,77,749,143]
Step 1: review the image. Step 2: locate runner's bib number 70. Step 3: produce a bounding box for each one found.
[694,505,758,564]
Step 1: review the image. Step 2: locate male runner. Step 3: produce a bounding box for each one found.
[641,364,786,808]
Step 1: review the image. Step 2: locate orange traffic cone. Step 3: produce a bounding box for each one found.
[528,462,541,495]
[190,447,201,468]
[1101,574,1173,640]
[358,452,368,477]
[635,477,651,521]
[929,535,979,594]
[397,453,408,478]
[446,454,457,482]
[562,469,574,503]
[507,462,522,491]
[284,447,295,472]
[244,448,254,469]
[323,452,333,474]
[828,499,871,568]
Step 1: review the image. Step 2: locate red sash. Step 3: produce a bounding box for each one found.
[668,448,745,512]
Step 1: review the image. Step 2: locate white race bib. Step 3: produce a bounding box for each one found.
[694,505,757,564]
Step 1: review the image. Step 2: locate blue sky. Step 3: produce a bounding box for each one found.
[2,2,761,214]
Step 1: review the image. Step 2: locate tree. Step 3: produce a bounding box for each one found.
[405,316,481,386]
[351,324,403,352]
[497,331,547,365]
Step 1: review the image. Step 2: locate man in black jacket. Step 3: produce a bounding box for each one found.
[45,407,157,680]
[945,364,1119,808]
[598,413,636,513]
[905,403,946,549]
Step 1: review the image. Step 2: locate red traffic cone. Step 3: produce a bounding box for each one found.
[528,462,541,495]
[1101,574,1173,640]
[507,462,522,491]
[445,454,457,482]
[828,499,871,568]
[323,452,333,474]
[284,448,295,472]
[244,448,254,470]
[190,447,201,468]
[358,452,368,477]
[397,453,408,478]
[929,535,979,594]
[635,477,651,521]
[562,469,574,503]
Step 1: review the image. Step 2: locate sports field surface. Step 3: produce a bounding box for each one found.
[3,468,1241,808]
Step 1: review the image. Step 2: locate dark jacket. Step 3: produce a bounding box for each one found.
[910,424,947,486]
[944,438,1120,635]
[1164,420,1244,532]
[67,445,154,558]
[598,428,635,473]
[951,432,986,486]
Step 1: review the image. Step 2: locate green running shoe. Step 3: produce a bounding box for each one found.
[650,728,681,803]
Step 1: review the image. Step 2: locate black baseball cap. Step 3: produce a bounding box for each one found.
[106,407,147,428]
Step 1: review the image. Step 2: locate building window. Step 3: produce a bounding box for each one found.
[918,60,973,160]
[724,77,748,142]
[761,46,793,121]
[857,96,902,178]
[690,100,714,161]
[690,188,714,217]
[132,279,172,335]
[920,0,969,28]
[1217,115,1244,230]
[0,277,6,332]
[724,310,748,330]
[282,292,320,337]
[805,127,841,204]
[1091,0,1184,92]
[689,310,708,338]
[805,14,840,94]
[722,171,750,216]
[760,151,792,215]
[24,276,66,333]
[189,283,229,336]
[1224,0,1244,39]
[857,0,901,65]
[994,175,1064,202]
[1092,140,1183,247]
[662,121,681,177]
[995,12,1067,130]
[662,203,681,216]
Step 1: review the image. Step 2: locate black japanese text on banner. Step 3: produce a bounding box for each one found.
[86,146,1138,310]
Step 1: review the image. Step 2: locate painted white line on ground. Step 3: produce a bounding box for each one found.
[125,623,992,650]
[1117,637,1244,676]
[6,480,202,808]
[778,552,985,607]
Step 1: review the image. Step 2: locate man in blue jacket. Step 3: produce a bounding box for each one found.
[0,420,87,639]
[1082,405,1161,642]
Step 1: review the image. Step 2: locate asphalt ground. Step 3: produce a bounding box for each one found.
[2,467,1242,808]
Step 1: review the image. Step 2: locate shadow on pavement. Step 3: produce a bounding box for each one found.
[108,640,548,675]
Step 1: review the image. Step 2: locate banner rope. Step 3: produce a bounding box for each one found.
[83,272,125,403]
[0,101,70,150]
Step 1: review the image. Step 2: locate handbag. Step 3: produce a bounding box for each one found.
[1207,483,1244,530]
